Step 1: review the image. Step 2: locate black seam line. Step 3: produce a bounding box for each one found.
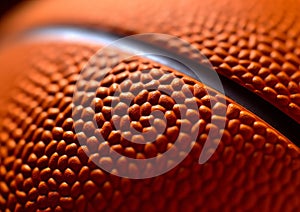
[17,26,300,148]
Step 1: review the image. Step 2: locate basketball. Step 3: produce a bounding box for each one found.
[0,0,299,211]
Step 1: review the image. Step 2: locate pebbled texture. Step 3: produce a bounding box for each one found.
[1,0,300,123]
[0,42,299,211]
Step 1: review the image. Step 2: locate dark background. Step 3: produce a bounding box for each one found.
[0,0,22,19]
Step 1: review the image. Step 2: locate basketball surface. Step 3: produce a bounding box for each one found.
[0,0,299,211]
